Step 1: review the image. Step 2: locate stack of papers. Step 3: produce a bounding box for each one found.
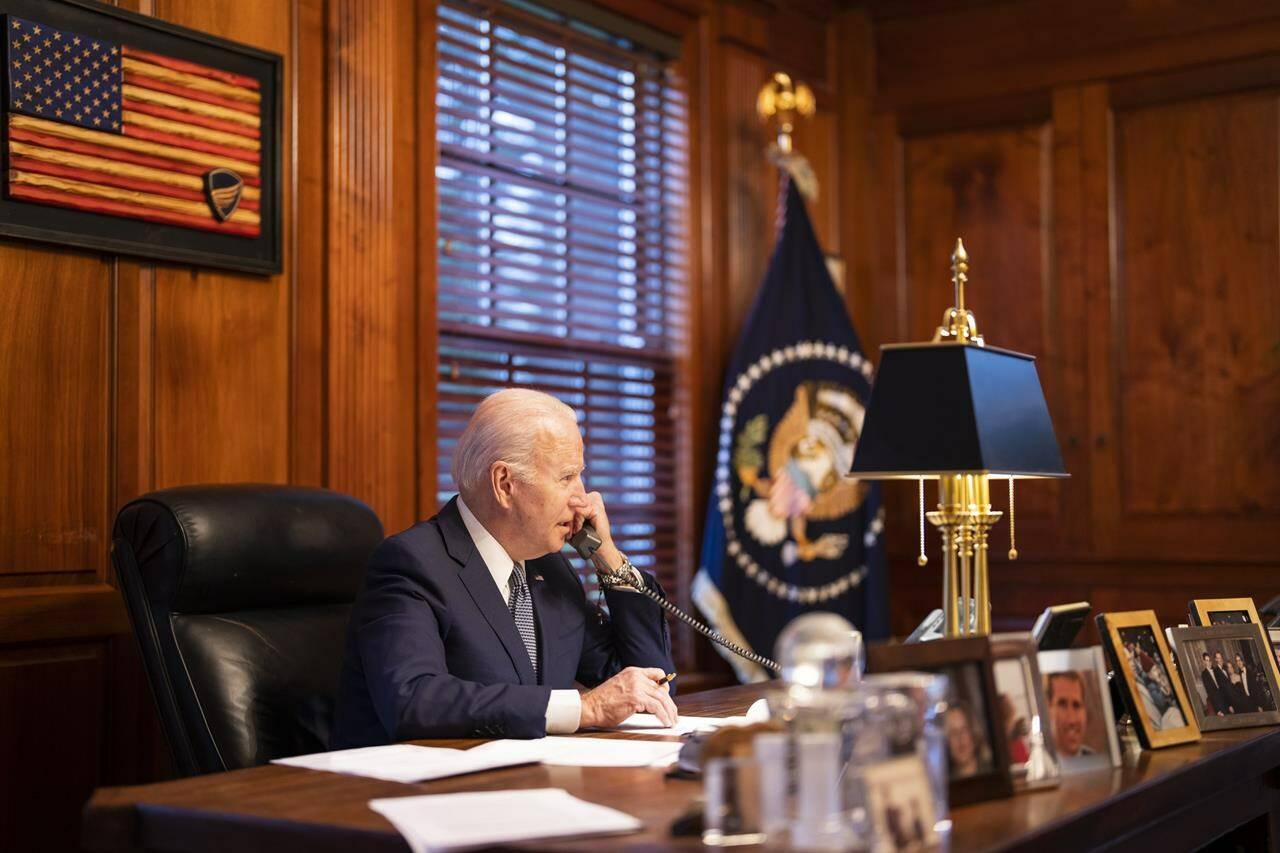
[272,742,542,783]
[369,788,642,852]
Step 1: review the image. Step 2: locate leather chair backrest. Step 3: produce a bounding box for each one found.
[112,485,382,775]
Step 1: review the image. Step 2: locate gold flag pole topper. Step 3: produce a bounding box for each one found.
[756,71,818,201]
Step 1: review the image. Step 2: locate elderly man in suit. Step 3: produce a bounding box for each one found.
[332,389,677,746]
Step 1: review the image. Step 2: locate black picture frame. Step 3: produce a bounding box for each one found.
[0,0,281,274]
[1169,623,1280,733]
[865,636,1014,806]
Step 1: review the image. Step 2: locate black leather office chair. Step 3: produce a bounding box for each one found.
[111,484,383,776]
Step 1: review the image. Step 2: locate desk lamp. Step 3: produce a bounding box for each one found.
[849,239,1067,637]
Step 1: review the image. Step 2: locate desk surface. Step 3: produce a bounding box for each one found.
[84,683,1280,852]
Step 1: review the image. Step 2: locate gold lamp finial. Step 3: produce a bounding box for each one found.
[934,236,984,346]
[951,238,968,315]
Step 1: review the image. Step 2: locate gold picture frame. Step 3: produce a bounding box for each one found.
[1188,597,1280,693]
[1096,610,1200,749]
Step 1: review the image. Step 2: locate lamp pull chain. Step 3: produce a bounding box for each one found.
[1008,478,1019,560]
[917,477,928,566]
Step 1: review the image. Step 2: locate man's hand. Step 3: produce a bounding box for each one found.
[579,667,678,729]
[569,491,624,573]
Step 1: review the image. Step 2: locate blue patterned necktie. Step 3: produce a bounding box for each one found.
[508,563,539,682]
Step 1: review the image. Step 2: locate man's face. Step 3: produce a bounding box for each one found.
[507,419,586,559]
[945,707,976,770]
[1049,676,1087,757]
[1215,652,1225,669]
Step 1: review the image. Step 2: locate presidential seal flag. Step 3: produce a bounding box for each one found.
[694,179,887,682]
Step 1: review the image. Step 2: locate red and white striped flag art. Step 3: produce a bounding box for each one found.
[5,14,261,237]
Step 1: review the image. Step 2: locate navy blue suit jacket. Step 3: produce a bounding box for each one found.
[332,498,674,746]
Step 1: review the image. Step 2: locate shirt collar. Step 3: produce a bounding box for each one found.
[456,496,523,597]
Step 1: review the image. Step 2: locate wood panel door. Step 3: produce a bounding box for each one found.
[1083,63,1280,564]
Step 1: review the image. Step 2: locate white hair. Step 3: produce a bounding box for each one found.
[451,388,579,495]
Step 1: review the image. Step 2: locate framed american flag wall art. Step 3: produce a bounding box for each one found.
[1,0,281,273]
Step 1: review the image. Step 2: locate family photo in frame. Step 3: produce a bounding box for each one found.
[1097,610,1201,749]
[1168,624,1280,733]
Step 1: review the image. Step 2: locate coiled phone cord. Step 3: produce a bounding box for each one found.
[607,575,782,674]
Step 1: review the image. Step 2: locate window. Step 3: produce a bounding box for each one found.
[435,0,688,600]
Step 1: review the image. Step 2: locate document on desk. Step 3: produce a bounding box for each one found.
[272,742,542,784]
[471,736,683,767]
[602,712,749,735]
[369,788,642,853]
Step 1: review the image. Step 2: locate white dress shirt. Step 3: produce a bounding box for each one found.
[456,497,582,734]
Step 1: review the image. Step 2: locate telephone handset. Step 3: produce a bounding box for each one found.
[570,521,781,674]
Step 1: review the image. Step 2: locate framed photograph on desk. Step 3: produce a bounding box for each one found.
[1097,610,1200,749]
[1189,596,1263,627]
[866,636,1013,805]
[989,633,1060,790]
[1037,646,1122,771]
[1189,597,1280,694]
[1169,624,1280,732]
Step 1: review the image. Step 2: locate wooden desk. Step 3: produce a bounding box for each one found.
[84,683,1280,852]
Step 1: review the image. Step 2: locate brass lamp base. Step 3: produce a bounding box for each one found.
[927,474,1001,638]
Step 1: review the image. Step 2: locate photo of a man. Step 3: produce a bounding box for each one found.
[1046,672,1093,758]
[1038,648,1122,769]
[1200,651,1230,716]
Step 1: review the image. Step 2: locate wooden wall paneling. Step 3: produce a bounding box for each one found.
[1045,85,1092,556]
[790,107,839,252]
[764,2,830,93]
[292,0,327,488]
[326,0,419,534]
[689,7,729,674]
[873,0,1280,110]
[834,7,879,355]
[417,0,439,520]
[0,246,112,582]
[0,643,106,852]
[149,0,292,491]
[717,0,768,55]
[1091,69,1280,562]
[667,12,711,672]
[722,44,775,351]
[113,260,155,513]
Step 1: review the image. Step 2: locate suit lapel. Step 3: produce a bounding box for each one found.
[439,499,537,686]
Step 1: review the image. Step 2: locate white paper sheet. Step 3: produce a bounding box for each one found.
[272,742,541,784]
[369,788,642,853]
[602,712,749,735]
[470,735,682,767]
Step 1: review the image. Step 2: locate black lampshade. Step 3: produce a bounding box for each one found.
[850,343,1067,478]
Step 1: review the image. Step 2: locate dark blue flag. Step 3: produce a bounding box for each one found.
[693,179,887,681]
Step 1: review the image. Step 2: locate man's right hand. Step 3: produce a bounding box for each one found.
[579,667,678,729]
